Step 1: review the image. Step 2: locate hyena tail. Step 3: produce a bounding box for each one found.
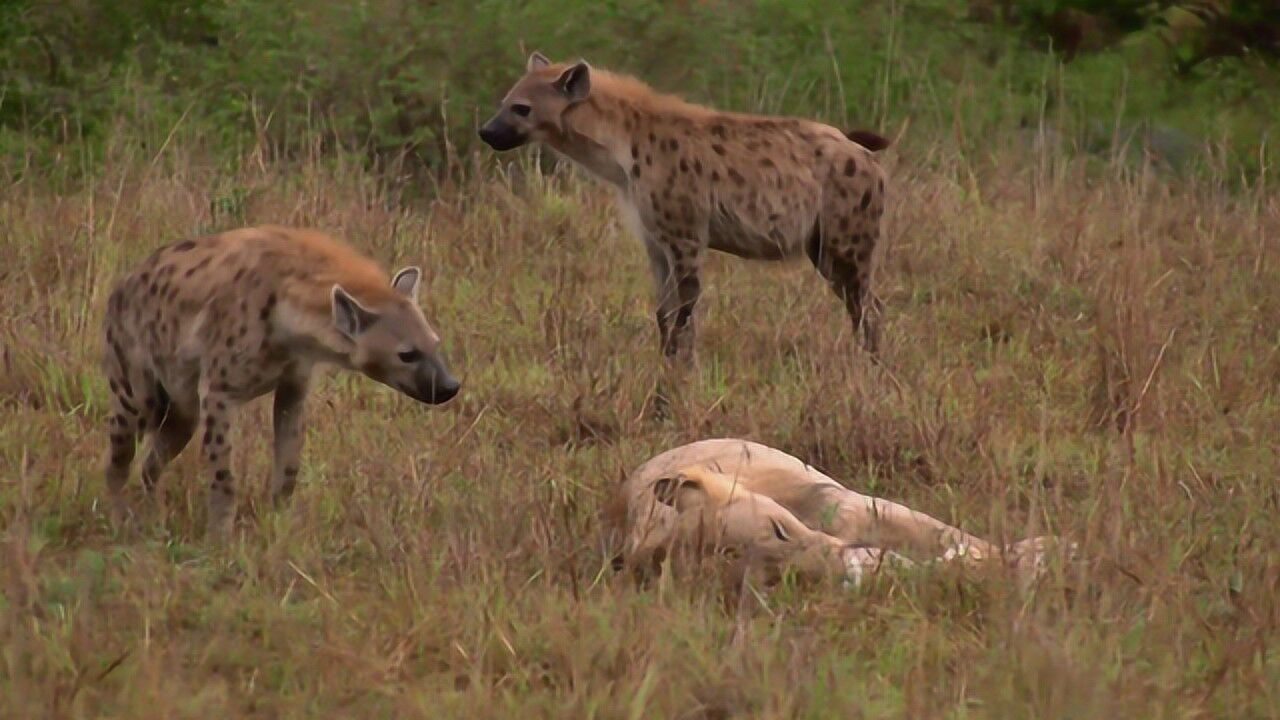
[844,129,891,152]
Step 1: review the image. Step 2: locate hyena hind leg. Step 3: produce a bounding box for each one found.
[140,399,196,498]
[104,378,152,524]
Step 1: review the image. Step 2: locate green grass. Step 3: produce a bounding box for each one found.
[1,114,1278,716]
[2,1,1279,712]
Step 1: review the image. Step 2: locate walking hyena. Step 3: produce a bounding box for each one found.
[102,225,460,538]
[480,52,890,363]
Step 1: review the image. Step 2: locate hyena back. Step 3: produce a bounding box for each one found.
[102,225,459,538]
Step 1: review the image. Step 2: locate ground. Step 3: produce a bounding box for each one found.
[1,136,1278,717]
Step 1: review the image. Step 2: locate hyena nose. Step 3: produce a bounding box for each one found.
[431,374,460,404]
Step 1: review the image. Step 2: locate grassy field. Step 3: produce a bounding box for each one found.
[3,42,1280,719]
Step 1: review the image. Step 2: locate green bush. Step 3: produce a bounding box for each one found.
[0,0,1275,181]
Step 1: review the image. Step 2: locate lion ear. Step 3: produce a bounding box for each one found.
[652,473,709,512]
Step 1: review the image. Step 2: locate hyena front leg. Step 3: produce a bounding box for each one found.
[807,227,881,356]
[270,375,310,503]
[647,235,704,363]
[198,376,237,540]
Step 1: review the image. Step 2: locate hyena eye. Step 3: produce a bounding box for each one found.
[397,349,423,364]
[510,103,531,118]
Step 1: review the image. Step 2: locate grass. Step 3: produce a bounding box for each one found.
[1,112,1278,717]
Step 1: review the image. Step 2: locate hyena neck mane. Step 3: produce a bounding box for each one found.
[255,226,407,365]
[546,69,711,188]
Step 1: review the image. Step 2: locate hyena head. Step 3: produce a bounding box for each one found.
[479,51,591,152]
[652,468,852,584]
[330,267,460,405]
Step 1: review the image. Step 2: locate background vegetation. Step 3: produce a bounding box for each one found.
[1,0,1277,717]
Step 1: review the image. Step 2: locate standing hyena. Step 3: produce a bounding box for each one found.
[102,225,460,539]
[480,52,890,363]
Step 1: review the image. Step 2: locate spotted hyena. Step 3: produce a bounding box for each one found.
[480,52,890,363]
[102,225,460,539]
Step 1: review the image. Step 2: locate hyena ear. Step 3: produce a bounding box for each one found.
[331,285,378,338]
[554,61,591,103]
[527,51,551,72]
[391,266,421,301]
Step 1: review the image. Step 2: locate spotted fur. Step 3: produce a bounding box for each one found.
[102,225,459,538]
[481,52,891,362]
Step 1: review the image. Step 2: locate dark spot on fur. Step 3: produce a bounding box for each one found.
[711,170,720,182]
[171,240,196,253]
[711,123,726,138]
[845,159,857,177]
[184,257,211,278]
[760,157,774,168]
[679,159,689,173]
[631,144,639,159]
[727,168,745,185]
[260,292,277,321]
[214,469,231,483]
[119,397,138,416]
[860,190,873,211]
[711,144,726,156]
[693,159,703,175]
[233,268,247,282]
[631,164,641,179]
